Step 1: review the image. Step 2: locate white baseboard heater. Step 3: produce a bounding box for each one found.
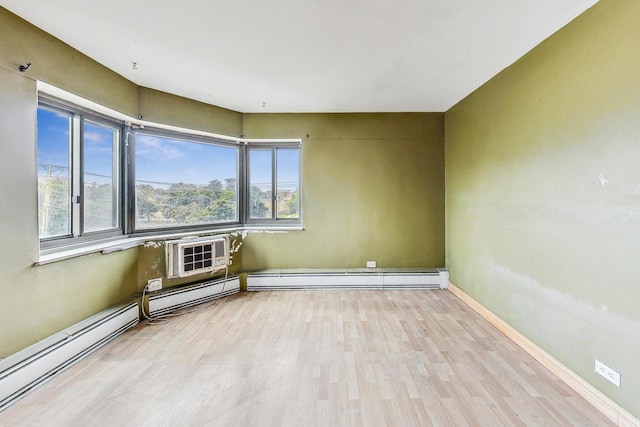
[0,301,139,412]
[246,268,449,291]
[148,276,240,317]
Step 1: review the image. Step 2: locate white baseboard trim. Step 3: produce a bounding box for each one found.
[448,283,639,427]
[148,276,240,317]
[246,268,449,291]
[0,300,139,412]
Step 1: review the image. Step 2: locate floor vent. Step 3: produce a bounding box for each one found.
[246,268,448,291]
[0,301,139,412]
[148,276,240,317]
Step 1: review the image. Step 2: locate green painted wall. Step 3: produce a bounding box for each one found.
[0,8,138,117]
[242,113,445,269]
[0,8,247,357]
[445,0,640,418]
[138,87,243,137]
[0,9,141,356]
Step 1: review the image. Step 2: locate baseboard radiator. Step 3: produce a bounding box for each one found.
[148,276,240,317]
[0,301,139,412]
[246,268,449,291]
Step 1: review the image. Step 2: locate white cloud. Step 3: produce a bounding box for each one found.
[136,135,185,160]
[84,131,105,143]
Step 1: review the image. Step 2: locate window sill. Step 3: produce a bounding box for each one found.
[36,238,141,265]
[35,225,304,266]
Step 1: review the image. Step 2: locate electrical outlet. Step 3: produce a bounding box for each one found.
[595,359,621,387]
[366,261,376,268]
[147,278,162,292]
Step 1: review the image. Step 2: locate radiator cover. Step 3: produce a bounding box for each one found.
[246,268,449,291]
[148,277,240,317]
[0,301,139,412]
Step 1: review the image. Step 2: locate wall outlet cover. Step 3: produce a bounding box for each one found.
[366,261,376,268]
[595,359,621,387]
[147,278,163,292]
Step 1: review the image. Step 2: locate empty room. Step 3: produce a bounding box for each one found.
[0,0,638,425]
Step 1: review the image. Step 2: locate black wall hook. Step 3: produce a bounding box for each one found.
[19,62,32,73]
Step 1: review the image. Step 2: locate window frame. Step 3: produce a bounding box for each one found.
[81,118,123,235]
[37,96,125,250]
[245,141,302,226]
[129,127,244,236]
[36,91,303,257]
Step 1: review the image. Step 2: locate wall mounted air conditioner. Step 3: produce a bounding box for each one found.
[166,235,229,279]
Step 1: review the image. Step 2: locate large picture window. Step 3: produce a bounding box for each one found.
[134,132,239,231]
[37,94,302,252]
[37,100,123,246]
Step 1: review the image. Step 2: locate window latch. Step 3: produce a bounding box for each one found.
[75,195,81,204]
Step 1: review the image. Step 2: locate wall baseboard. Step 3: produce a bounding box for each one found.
[0,300,139,412]
[448,283,639,427]
[148,276,240,317]
[246,268,449,291]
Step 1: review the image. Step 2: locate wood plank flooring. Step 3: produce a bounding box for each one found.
[0,290,614,426]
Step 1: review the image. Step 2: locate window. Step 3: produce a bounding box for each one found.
[248,145,300,223]
[36,93,302,253]
[133,131,239,231]
[249,149,272,219]
[83,120,120,233]
[37,107,72,238]
[37,99,123,247]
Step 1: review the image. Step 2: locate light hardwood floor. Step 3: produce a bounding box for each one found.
[0,290,614,426]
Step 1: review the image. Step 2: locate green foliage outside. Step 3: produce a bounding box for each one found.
[38,176,70,238]
[39,175,300,236]
[84,182,116,232]
[38,176,117,237]
[136,178,238,228]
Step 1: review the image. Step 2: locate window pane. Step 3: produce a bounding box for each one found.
[276,148,300,219]
[135,133,238,229]
[249,149,273,219]
[83,120,119,233]
[37,107,72,239]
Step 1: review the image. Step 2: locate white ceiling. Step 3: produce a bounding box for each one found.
[2,0,598,113]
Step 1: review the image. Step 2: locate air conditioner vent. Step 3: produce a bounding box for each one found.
[213,240,226,267]
[166,236,229,279]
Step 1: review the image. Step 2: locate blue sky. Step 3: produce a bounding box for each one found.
[84,121,117,184]
[36,107,70,178]
[37,107,299,190]
[136,134,299,190]
[135,133,238,186]
[276,148,299,191]
[37,108,117,181]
